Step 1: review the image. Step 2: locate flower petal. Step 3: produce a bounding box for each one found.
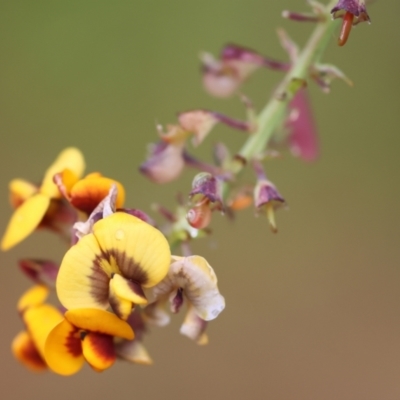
[81,332,116,371]
[1,193,50,251]
[23,304,64,359]
[9,179,38,208]
[69,176,125,214]
[116,340,153,365]
[180,306,209,345]
[93,212,171,288]
[65,309,134,340]
[44,319,85,376]
[56,233,113,311]
[40,147,85,199]
[109,274,147,320]
[11,331,47,372]
[151,255,225,321]
[17,285,49,313]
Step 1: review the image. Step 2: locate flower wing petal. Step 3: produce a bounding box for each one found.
[81,332,116,371]
[1,193,50,251]
[44,319,85,376]
[65,309,134,340]
[12,331,47,372]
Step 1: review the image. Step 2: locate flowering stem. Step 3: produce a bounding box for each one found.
[235,0,338,167]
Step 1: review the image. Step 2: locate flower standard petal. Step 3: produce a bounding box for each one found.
[65,309,134,340]
[12,331,47,372]
[40,147,85,198]
[1,193,50,251]
[81,332,116,371]
[69,176,125,214]
[93,213,171,288]
[56,233,114,311]
[45,319,85,376]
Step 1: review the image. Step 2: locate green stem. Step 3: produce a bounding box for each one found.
[237,0,339,165]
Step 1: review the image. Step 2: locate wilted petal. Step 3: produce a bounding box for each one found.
[1,193,50,251]
[286,89,319,161]
[116,340,153,365]
[40,147,85,199]
[81,332,116,372]
[142,302,171,327]
[140,140,186,184]
[19,259,59,288]
[331,0,370,24]
[180,306,209,345]
[12,330,47,372]
[151,255,225,321]
[178,110,219,146]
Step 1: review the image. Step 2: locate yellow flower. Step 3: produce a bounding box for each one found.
[44,308,134,376]
[11,285,64,372]
[56,212,171,320]
[1,148,85,251]
[55,171,125,215]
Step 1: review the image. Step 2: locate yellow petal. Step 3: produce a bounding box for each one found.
[69,176,125,214]
[9,179,38,208]
[11,331,47,372]
[109,274,147,320]
[65,309,134,340]
[93,212,171,288]
[1,193,50,251]
[40,147,85,198]
[17,285,49,313]
[56,233,115,311]
[81,332,116,371]
[23,304,64,359]
[44,319,85,376]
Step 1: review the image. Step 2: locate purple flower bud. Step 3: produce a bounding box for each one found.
[189,172,224,211]
[18,259,59,288]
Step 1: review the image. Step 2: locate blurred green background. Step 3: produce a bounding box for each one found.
[1,1,399,399]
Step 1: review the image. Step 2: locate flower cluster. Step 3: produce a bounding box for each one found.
[5,149,225,375]
[4,0,372,377]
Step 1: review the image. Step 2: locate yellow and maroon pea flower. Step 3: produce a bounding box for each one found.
[55,171,125,215]
[56,212,171,321]
[12,285,64,372]
[331,0,371,46]
[147,255,225,343]
[201,44,290,98]
[1,147,85,251]
[44,308,134,375]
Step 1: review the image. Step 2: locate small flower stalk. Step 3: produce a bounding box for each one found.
[3,0,372,377]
